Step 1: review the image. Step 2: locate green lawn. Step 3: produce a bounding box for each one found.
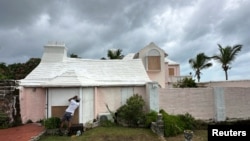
[38,126,207,141]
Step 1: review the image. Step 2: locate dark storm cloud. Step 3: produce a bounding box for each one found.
[0,0,249,81]
[0,0,51,28]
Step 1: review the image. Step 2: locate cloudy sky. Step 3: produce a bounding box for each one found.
[0,0,249,82]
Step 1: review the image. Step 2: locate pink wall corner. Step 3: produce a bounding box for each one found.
[19,87,46,123]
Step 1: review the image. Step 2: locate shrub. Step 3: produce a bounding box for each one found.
[116,94,146,127]
[177,112,196,130]
[174,77,197,88]
[100,120,116,127]
[0,111,9,129]
[144,111,158,128]
[42,117,61,129]
[26,119,33,124]
[160,110,197,137]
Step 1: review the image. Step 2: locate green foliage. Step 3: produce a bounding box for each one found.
[100,120,116,127]
[107,49,124,59]
[26,119,33,124]
[144,111,158,128]
[177,113,196,130]
[116,94,146,127]
[159,110,197,137]
[189,52,212,82]
[0,111,9,129]
[70,53,80,58]
[0,63,8,79]
[212,44,242,80]
[42,117,61,129]
[175,77,197,88]
[0,58,40,80]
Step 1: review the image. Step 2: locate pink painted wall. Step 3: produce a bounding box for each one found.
[95,86,146,118]
[224,87,250,119]
[95,87,122,115]
[19,86,146,124]
[19,80,250,123]
[198,80,250,87]
[159,87,250,121]
[159,88,215,120]
[19,87,46,123]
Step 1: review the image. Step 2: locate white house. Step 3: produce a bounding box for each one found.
[19,42,159,124]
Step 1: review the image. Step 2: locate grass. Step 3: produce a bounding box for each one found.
[165,130,207,141]
[39,126,207,141]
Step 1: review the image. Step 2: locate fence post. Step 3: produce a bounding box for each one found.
[146,82,159,112]
[213,87,226,121]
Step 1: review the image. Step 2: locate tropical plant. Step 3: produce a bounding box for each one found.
[159,109,198,137]
[70,53,80,58]
[189,53,212,82]
[174,77,197,88]
[116,94,146,127]
[212,44,242,80]
[107,49,124,59]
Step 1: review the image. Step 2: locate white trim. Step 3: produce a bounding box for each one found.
[79,87,83,123]
[45,88,48,119]
[48,88,52,118]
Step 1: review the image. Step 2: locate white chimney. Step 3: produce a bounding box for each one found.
[41,41,67,62]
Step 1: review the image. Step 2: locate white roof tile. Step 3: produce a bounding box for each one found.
[20,58,151,87]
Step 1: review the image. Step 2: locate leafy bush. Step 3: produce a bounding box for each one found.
[26,119,33,124]
[100,120,116,127]
[42,117,61,129]
[144,111,158,128]
[177,112,196,130]
[160,110,197,137]
[0,111,9,129]
[116,94,146,127]
[174,77,197,88]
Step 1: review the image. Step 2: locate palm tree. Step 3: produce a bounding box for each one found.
[189,53,212,82]
[107,49,124,59]
[212,44,242,80]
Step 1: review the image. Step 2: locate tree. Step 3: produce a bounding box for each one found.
[107,49,124,59]
[189,53,212,82]
[8,58,41,80]
[0,63,8,79]
[0,58,41,80]
[174,77,197,88]
[70,53,80,58]
[212,44,242,80]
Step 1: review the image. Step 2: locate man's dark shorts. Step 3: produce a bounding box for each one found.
[61,112,72,122]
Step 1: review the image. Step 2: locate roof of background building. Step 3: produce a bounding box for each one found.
[164,57,179,65]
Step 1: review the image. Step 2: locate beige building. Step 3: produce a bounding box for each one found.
[124,42,185,88]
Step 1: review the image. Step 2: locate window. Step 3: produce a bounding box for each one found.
[169,68,175,76]
[147,49,161,71]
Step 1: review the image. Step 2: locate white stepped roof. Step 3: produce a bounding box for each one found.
[20,58,151,87]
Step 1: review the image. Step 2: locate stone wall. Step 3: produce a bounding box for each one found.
[0,80,21,127]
